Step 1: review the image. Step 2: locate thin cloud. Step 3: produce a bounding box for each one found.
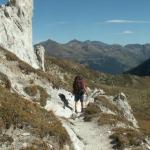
[122,30,134,34]
[105,19,150,24]
[115,30,135,35]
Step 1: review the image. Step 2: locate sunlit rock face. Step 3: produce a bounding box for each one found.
[34,45,45,71]
[0,0,41,69]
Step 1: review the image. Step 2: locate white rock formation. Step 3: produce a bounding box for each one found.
[0,0,42,69]
[114,93,139,128]
[34,45,45,71]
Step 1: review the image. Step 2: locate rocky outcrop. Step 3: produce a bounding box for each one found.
[0,0,42,69]
[34,45,45,71]
[113,93,139,128]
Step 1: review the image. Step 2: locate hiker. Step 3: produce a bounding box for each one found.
[73,75,88,113]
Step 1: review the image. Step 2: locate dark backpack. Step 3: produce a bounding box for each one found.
[73,76,85,95]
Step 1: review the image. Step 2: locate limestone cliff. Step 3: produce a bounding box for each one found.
[0,0,42,69]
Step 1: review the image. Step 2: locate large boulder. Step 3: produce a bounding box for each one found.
[114,93,139,128]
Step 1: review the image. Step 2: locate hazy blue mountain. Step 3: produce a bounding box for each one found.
[126,58,150,76]
[36,39,150,74]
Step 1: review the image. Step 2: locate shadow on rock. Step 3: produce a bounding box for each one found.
[59,93,73,111]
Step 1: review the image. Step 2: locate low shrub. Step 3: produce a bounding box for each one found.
[0,72,11,89]
[98,113,130,126]
[24,86,38,97]
[0,134,14,146]
[95,96,119,113]
[18,61,36,75]
[110,127,144,149]
[85,103,101,115]
[5,53,18,61]
[20,139,49,150]
[36,86,49,107]
[84,103,101,122]
[24,85,48,107]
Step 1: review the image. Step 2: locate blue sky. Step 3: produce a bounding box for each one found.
[1,0,150,44]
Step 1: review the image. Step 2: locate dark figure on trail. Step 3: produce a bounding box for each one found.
[73,75,88,113]
[59,93,73,111]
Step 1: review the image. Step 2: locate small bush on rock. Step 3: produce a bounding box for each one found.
[24,86,38,97]
[95,96,119,113]
[36,86,48,107]
[24,85,48,107]
[0,72,11,89]
[98,113,130,126]
[5,53,18,61]
[84,103,101,121]
[110,127,144,149]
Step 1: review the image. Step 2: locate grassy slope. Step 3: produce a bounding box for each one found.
[45,55,150,136]
[1,47,150,137]
[0,85,70,148]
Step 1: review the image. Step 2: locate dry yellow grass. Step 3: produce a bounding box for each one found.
[0,85,70,148]
[100,85,150,136]
[98,113,131,126]
[0,72,11,89]
[85,103,101,115]
[95,96,119,113]
[24,86,38,97]
[84,103,102,121]
[36,85,49,107]
[20,139,49,150]
[110,127,144,149]
[134,112,150,136]
[1,46,150,138]
[24,85,49,107]
[5,52,18,61]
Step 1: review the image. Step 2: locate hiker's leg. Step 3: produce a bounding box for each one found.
[75,101,77,113]
[81,101,83,112]
[80,94,84,112]
[75,94,80,113]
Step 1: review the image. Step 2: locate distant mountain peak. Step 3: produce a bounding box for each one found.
[46,39,58,44]
[36,38,150,74]
[68,39,82,44]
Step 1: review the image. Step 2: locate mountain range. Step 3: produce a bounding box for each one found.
[127,57,150,76]
[36,39,150,74]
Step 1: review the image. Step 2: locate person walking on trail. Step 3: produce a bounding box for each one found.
[73,75,88,113]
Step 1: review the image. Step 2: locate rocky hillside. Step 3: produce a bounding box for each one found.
[126,57,150,76]
[36,39,150,74]
[0,46,150,149]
